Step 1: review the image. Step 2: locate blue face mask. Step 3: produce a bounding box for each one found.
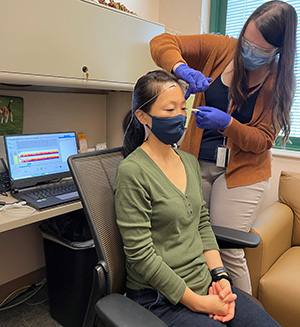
[146,114,186,145]
[241,48,272,71]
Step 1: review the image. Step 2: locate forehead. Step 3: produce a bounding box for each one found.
[244,20,274,49]
[154,84,185,103]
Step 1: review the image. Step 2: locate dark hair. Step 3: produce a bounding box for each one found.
[230,0,297,145]
[122,70,179,157]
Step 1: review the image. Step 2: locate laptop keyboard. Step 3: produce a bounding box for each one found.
[26,180,78,200]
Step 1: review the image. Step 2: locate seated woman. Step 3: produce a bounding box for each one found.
[114,70,280,326]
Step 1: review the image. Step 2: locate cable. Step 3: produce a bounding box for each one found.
[0,279,47,311]
[0,284,30,307]
[25,298,48,306]
[0,279,46,311]
[0,200,26,207]
[0,279,46,307]
[0,201,36,216]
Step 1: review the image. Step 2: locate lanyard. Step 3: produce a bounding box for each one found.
[227,82,263,116]
[221,81,264,160]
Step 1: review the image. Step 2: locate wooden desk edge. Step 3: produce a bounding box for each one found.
[0,196,82,233]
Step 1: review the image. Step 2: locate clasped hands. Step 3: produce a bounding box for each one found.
[208,279,237,322]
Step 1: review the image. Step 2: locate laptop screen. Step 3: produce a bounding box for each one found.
[4,132,78,188]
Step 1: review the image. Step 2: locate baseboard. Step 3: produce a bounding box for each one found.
[0,267,46,303]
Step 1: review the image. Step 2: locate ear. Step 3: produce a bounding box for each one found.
[135,109,149,125]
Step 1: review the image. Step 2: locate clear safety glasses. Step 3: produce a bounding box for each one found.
[242,37,278,58]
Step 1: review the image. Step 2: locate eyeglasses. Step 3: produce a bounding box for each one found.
[242,37,278,58]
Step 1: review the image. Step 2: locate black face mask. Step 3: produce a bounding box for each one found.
[146,113,186,145]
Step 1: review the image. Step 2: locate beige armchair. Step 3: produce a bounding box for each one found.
[245,171,300,327]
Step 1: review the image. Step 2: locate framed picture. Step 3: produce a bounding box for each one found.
[0,95,24,135]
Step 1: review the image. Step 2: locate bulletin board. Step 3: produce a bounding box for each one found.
[0,95,24,135]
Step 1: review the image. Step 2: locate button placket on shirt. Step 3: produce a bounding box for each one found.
[185,194,193,215]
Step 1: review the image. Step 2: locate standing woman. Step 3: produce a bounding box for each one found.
[150,0,297,294]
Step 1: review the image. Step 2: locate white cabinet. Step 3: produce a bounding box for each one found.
[0,0,164,91]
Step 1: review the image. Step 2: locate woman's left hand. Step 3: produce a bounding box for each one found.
[193,106,232,130]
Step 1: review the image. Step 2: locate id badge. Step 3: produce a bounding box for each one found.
[216,146,231,168]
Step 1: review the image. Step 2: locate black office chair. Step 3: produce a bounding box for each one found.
[68,147,260,327]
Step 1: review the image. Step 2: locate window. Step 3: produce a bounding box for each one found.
[212,0,300,151]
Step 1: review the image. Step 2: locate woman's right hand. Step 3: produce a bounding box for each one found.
[208,282,236,322]
[173,63,212,99]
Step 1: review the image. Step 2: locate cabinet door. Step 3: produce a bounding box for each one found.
[0,0,164,90]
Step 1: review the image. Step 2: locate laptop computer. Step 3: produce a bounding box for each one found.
[4,131,80,209]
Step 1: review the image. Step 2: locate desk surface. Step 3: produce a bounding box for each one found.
[0,193,82,233]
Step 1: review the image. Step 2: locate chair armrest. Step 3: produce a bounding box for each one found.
[245,201,294,298]
[96,293,167,327]
[212,225,260,249]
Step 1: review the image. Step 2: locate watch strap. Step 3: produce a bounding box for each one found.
[210,266,229,278]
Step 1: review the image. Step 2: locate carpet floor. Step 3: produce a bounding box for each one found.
[0,283,63,327]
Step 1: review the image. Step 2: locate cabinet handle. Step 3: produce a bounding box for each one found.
[82,66,89,80]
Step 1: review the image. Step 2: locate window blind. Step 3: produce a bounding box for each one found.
[226,0,300,150]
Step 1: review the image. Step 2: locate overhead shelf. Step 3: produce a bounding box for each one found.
[0,0,165,91]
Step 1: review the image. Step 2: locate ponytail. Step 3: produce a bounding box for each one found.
[122,110,145,158]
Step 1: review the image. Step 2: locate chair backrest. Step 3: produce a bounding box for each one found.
[68,147,126,295]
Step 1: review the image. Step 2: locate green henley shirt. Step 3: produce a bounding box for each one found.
[114,147,219,305]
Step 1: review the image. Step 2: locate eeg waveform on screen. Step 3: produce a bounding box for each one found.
[18,150,60,163]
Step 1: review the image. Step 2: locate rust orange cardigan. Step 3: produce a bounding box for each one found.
[150,33,277,188]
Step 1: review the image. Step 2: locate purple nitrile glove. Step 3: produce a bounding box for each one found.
[174,64,213,100]
[193,106,232,130]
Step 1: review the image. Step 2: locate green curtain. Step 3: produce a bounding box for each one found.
[209,0,228,34]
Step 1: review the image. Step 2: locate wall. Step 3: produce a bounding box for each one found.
[122,0,210,35]
[106,91,133,148]
[118,0,159,22]
[0,224,45,286]
[159,0,202,34]
[0,89,107,148]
